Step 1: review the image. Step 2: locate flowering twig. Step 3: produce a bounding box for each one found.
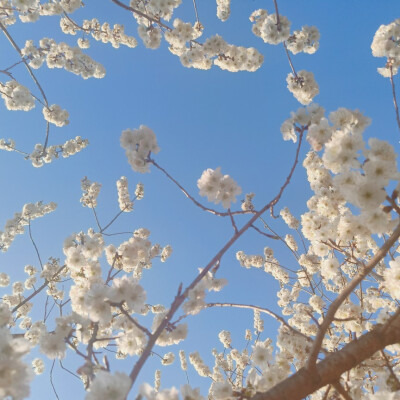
[124,128,305,393]
[111,0,172,31]
[11,265,67,314]
[0,21,52,153]
[148,157,254,217]
[206,302,310,341]
[112,301,152,337]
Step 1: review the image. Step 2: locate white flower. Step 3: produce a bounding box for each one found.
[109,275,146,312]
[252,342,272,368]
[140,383,179,400]
[181,385,204,400]
[320,257,339,280]
[210,381,233,400]
[86,371,131,400]
[43,104,69,127]
[121,126,160,173]
[39,332,66,359]
[384,257,400,299]
[287,70,319,105]
[197,167,241,209]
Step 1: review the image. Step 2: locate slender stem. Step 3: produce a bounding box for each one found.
[283,42,298,78]
[28,220,43,270]
[192,0,200,25]
[250,224,279,239]
[206,302,311,342]
[50,360,60,400]
[11,265,66,314]
[389,65,400,133]
[272,0,281,31]
[0,21,48,107]
[111,0,172,31]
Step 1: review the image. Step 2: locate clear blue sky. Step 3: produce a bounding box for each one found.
[1,1,400,398]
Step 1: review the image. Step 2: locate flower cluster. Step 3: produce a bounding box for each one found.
[0,81,35,111]
[116,176,133,212]
[42,104,69,127]
[22,39,105,79]
[28,136,89,167]
[86,371,131,400]
[0,328,32,400]
[280,207,299,229]
[216,0,231,22]
[197,167,242,209]
[165,18,202,54]
[0,201,57,252]
[60,18,138,49]
[286,70,319,105]
[80,177,101,208]
[177,35,264,72]
[286,26,320,55]
[371,19,400,77]
[120,125,160,173]
[250,9,291,45]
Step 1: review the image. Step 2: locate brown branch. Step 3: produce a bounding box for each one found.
[332,381,353,400]
[251,310,400,400]
[306,220,400,371]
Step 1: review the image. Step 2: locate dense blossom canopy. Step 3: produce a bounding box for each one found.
[1,1,400,400]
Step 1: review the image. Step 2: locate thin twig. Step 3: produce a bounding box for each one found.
[389,64,400,133]
[283,41,298,78]
[113,302,152,337]
[50,360,60,400]
[12,265,67,314]
[111,0,172,31]
[206,302,312,342]
[192,0,200,25]
[250,224,279,239]
[28,220,43,270]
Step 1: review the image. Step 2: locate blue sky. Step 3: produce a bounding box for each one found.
[1,0,400,398]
